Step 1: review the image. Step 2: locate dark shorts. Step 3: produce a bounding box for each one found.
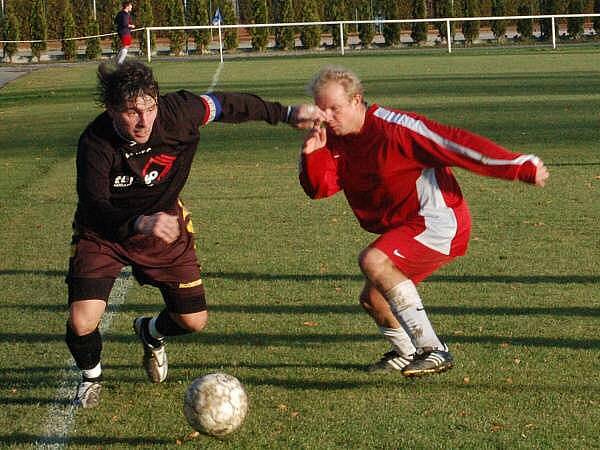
[120,34,132,46]
[67,202,206,314]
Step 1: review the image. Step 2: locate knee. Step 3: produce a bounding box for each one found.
[68,315,100,336]
[172,310,208,333]
[358,247,390,281]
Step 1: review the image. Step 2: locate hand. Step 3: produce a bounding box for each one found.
[289,104,326,129]
[135,212,180,244]
[301,126,327,154]
[535,161,549,187]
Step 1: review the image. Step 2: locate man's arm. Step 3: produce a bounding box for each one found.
[203,92,323,129]
[396,112,549,186]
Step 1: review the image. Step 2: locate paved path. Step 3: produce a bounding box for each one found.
[0,66,34,89]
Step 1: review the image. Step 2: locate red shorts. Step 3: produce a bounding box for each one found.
[120,34,132,46]
[67,202,205,314]
[371,220,470,284]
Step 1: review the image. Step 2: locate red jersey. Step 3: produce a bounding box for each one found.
[299,104,540,257]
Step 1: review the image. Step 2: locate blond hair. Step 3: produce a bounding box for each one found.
[307,66,364,101]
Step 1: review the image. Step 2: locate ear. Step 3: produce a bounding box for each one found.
[351,94,362,107]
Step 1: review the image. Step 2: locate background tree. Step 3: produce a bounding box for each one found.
[434,0,455,43]
[188,0,210,54]
[539,0,560,40]
[357,0,375,48]
[275,0,295,50]
[326,0,348,48]
[85,18,102,59]
[109,0,121,56]
[594,0,600,36]
[61,1,77,60]
[381,0,401,47]
[566,0,584,39]
[491,0,507,41]
[517,2,534,39]
[72,0,90,36]
[299,0,321,49]
[2,9,20,62]
[249,0,269,51]
[462,0,480,45]
[221,0,239,51]
[167,0,186,55]
[137,0,156,56]
[411,0,428,45]
[30,0,48,61]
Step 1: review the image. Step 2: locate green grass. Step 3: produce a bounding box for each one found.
[0,49,599,449]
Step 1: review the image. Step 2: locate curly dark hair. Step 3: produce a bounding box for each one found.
[97,61,159,111]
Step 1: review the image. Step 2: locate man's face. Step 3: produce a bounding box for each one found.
[109,94,157,144]
[314,82,364,136]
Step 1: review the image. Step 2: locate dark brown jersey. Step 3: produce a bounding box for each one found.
[74,90,291,241]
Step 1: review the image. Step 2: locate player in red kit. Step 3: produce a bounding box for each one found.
[299,66,549,377]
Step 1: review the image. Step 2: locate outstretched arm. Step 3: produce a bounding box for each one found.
[206,92,324,128]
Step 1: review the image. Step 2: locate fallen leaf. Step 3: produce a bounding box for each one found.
[463,376,470,384]
[302,321,319,327]
[491,423,504,432]
[514,358,521,365]
[277,404,288,411]
[176,439,182,445]
[500,342,510,348]
[291,411,300,417]
[506,377,513,384]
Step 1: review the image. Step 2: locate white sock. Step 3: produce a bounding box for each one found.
[117,48,128,64]
[385,280,443,350]
[82,362,101,380]
[149,316,164,340]
[379,326,416,356]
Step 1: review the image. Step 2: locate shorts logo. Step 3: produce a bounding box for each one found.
[113,175,134,187]
[142,154,176,186]
[393,249,406,259]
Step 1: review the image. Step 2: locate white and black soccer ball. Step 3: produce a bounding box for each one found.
[183,373,249,437]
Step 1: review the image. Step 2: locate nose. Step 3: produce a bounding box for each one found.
[136,111,148,128]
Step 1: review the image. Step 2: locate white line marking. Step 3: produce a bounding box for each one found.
[36,64,223,449]
[207,62,223,93]
[36,269,132,449]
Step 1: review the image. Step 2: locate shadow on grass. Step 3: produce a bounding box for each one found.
[0,433,173,447]
[1,331,598,349]
[4,299,599,318]
[1,269,599,285]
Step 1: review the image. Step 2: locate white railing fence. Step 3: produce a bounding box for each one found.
[1,13,598,63]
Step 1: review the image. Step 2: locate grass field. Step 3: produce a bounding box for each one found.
[0,47,599,449]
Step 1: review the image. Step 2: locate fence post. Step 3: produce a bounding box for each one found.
[446,19,452,53]
[339,22,344,56]
[218,25,223,63]
[551,16,557,49]
[146,28,151,63]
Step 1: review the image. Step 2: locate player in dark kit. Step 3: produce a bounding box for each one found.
[115,1,134,64]
[67,61,324,408]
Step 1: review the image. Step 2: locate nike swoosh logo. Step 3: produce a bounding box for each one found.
[393,249,406,258]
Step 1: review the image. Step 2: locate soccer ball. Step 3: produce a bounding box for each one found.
[183,373,249,437]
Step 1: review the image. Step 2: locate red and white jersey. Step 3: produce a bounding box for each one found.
[299,104,540,257]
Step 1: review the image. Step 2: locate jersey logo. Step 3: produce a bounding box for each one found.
[113,175,134,187]
[142,154,176,186]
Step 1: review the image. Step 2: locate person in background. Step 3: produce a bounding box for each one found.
[115,1,135,64]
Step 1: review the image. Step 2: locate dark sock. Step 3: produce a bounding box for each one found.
[155,308,192,337]
[65,322,102,371]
